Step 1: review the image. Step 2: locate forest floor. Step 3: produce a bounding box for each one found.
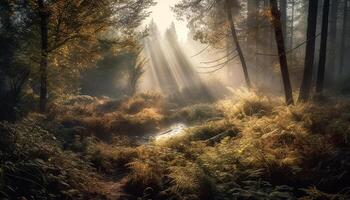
[1,91,350,199]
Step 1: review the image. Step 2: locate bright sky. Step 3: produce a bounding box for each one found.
[148,0,189,41]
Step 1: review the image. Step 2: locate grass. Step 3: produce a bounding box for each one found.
[47,93,166,141]
[119,92,350,199]
[0,120,110,199]
[1,91,350,199]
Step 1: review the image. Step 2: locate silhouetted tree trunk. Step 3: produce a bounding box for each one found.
[290,0,295,48]
[225,0,252,89]
[280,0,287,39]
[298,0,318,102]
[269,0,294,105]
[37,0,49,112]
[339,0,349,74]
[316,0,330,94]
[327,0,339,83]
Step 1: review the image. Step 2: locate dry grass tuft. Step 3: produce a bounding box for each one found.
[10,91,350,199]
[119,92,350,199]
[47,93,166,141]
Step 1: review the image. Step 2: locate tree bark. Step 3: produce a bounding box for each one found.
[298,0,318,102]
[316,0,330,94]
[280,0,287,40]
[269,0,294,105]
[225,0,252,89]
[37,0,49,112]
[339,0,349,74]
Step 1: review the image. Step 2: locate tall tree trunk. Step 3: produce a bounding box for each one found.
[290,0,295,67]
[280,0,287,40]
[38,0,49,112]
[225,0,252,89]
[290,0,295,47]
[247,0,258,69]
[269,0,294,105]
[298,0,318,102]
[316,0,330,94]
[327,0,339,84]
[339,0,349,74]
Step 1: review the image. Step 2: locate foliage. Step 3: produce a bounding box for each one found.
[167,103,223,124]
[173,0,240,47]
[119,94,350,199]
[2,89,350,199]
[0,0,155,113]
[47,93,165,141]
[0,1,32,121]
[0,120,110,199]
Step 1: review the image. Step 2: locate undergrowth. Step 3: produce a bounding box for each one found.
[0,119,111,199]
[120,92,350,199]
[1,91,350,199]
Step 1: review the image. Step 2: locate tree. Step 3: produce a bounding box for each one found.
[128,48,147,96]
[298,0,318,102]
[316,0,330,94]
[37,0,49,112]
[0,1,31,120]
[280,0,287,39]
[339,0,349,74]
[326,0,339,83]
[174,0,252,89]
[269,0,294,105]
[225,0,252,88]
[22,0,155,112]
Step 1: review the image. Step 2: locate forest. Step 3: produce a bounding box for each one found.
[1,0,350,199]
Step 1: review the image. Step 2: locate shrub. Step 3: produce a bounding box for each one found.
[217,90,274,119]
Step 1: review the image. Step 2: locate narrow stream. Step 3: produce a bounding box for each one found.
[134,123,188,144]
[154,123,187,141]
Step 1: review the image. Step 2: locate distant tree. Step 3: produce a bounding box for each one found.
[298,0,318,102]
[289,0,296,67]
[316,0,330,94]
[339,0,349,74]
[290,0,295,49]
[269,0,294,105]
[326,0,339,83]
[0,1,31,120]
[128,48,147,96]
